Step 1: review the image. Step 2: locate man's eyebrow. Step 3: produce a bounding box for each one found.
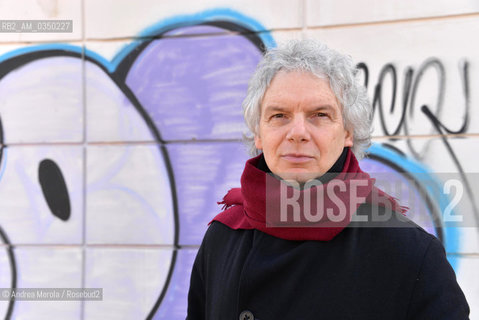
[263,104,338,114]
[311,105,336,112]
[263,106,286,113]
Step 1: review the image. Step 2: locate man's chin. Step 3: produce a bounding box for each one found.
[276,171,323,184]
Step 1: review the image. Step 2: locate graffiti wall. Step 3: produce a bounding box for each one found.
[0,0,477,318]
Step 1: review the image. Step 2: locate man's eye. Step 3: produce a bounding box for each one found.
[272,113,285,119]
[316,113,328,117]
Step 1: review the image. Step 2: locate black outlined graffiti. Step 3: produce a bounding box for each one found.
[371,63,411,137]
[0,20,266,320]
[358,58,478,227]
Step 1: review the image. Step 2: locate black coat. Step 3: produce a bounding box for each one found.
[187,203,469,320]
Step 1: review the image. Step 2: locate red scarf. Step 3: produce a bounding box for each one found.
[211,149,407,241]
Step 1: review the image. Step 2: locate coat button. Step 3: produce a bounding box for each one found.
[239,310,254,320]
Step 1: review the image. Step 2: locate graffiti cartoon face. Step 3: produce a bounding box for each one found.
[0,20,267,319]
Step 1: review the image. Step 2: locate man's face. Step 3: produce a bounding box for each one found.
[254,71,353,183]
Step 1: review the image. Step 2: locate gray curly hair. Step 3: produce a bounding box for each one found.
[242,39,372,159]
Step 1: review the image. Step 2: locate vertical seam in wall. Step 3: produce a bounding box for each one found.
[80,0,86,319]
[302,0,307,39]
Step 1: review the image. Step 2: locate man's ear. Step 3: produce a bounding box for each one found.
[254,135,262,150]
[344,130,353,147]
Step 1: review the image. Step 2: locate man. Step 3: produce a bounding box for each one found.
[187,39,469,319]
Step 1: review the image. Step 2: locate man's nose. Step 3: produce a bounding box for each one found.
[286,116,310,142]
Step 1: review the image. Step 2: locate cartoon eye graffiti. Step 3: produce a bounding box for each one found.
[0,10,462,320]
[38,159,71,222]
